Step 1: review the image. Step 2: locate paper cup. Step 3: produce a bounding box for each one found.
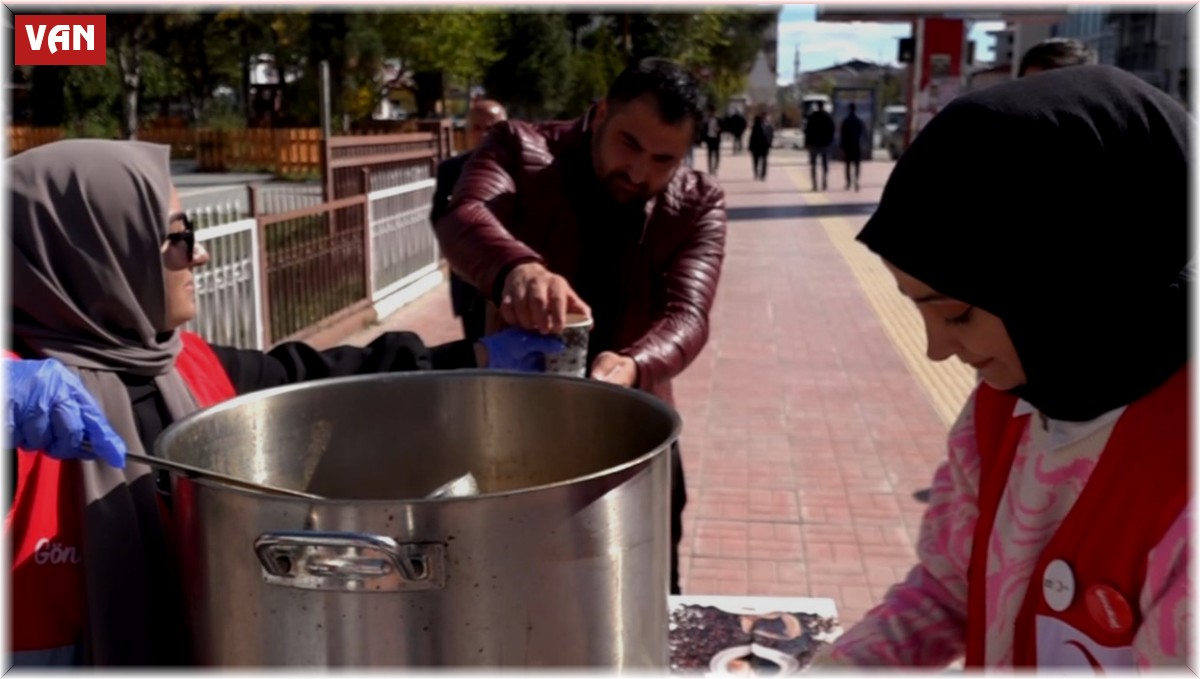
[543,313,593,378]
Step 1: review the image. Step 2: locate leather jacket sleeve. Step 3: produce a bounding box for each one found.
[621,185,727,391]
[433,124,545,304]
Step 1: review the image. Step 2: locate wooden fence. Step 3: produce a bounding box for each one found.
[196,128,322,175]
[139,127,198,159]
[9,126,64,153]
[8,122,458,177]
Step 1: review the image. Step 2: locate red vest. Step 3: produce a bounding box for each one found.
[6,332,237,659]
[965,366,1189,668]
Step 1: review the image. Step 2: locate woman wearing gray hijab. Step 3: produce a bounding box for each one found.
[7,139,561,666]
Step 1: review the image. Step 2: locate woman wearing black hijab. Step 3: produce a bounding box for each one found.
[815,66,1190,669]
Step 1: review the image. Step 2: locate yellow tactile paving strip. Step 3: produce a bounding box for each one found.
[786,167,976,427]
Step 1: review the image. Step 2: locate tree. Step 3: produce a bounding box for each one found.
[209,10,279,124]
[702,9,778,106]
[483,13,572,119]
[374,11,500,118]
[108,14,155,138]
[139,12,209,121]
[573,9,778,108]
[562,23,624,117]
[29,67,68,126]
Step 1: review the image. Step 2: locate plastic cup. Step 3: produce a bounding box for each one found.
[544,313,594,378]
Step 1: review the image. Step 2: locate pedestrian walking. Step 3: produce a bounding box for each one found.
[728,110,747,155]
[840,102,865,191]
[702,105,723,176]
[811,65,1189,672]
[804,101,834,190]
[748,113,774,181]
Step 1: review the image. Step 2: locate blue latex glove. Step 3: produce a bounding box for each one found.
[6,358,127,468]
[478,328,566,373]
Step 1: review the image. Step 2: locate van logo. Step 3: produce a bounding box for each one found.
[14,15,106,66]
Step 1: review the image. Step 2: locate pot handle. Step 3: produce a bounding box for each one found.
[254,531,446,592]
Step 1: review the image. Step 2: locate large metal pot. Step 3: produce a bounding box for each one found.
[155,371,679,668]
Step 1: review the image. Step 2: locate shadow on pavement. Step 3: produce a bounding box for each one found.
[727,202,879,221]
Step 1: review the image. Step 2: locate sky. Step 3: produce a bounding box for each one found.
[775,4,1006,84]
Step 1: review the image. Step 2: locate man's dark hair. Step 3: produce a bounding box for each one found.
[606,57,704,126]
[1018,38,1097,77]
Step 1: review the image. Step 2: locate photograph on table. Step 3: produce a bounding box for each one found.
[668,596,841,675]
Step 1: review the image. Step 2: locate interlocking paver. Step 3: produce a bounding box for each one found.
[348,146,972,630]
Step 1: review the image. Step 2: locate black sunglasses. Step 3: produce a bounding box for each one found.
[165,212,196,261]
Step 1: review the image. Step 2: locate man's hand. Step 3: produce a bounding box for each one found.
[591,352,638,388]
[501,262,591,335]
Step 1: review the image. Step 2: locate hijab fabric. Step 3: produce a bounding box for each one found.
[11,139,200,664]
[858,65,1190,422]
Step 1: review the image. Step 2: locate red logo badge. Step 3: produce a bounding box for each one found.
[14,15,107,66]
[1085,584,1134,635]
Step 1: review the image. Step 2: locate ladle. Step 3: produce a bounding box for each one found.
[86,441,479,501]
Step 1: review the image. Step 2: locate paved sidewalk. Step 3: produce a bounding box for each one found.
[347,147,976,628]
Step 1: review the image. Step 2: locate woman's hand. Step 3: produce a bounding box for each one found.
[6,357,127,468]
[475,328,565,373]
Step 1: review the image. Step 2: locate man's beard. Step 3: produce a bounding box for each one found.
[602,172,652,205]
[592,126,653,205]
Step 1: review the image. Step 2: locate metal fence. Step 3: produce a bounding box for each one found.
[178,131,443,349]
[181,186,252,228]
[258,194,371,344]
[367,179,439,301]
[256,183,324,215]
[186,218,264,349]
[182,183,327,230]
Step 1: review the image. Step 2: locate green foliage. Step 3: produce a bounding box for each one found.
[61,51,120,135]
[582,9,776,108]
[483,12,573,119]
[562,24,625,117]
[379,11,500,83]
[14,9,780,131]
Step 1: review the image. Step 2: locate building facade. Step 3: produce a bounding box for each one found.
[1053,8,1189,104]
[989,27,1016,64]
[737,8,781,113]
[1051,7,1118,65]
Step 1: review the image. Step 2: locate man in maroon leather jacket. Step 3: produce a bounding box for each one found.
[435,58,727,594]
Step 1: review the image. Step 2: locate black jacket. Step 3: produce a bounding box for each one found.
[749,123,774,154]
[10,333,475,468]
[805,111,835,148]
[432,152,484,317]
[840,114,865,155]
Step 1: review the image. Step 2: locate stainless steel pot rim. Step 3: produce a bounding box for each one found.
[154,369,683,504]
